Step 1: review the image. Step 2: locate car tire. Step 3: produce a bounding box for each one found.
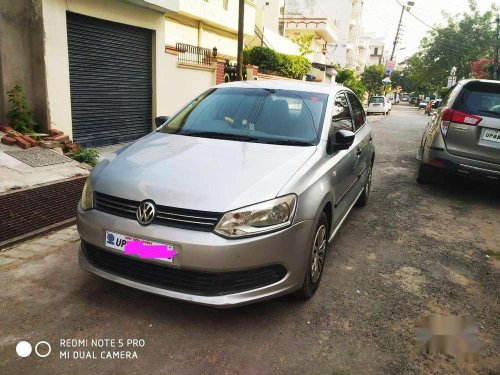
[356,162,373,207]
[296,212,328,298]
[416,162,437,184]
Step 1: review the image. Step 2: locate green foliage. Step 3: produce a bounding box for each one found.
[67,147,99,167]
[336,68,366,100]
[400,1,497,93]
[6,85,37,133]
[243,46,279,72]
[361,65,385,98]
[439,86,451,98]
[243,46,312,80]
[292,33,315,56]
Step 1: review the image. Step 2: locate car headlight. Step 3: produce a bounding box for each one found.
[214,194,297,238]
[80,176,94,210]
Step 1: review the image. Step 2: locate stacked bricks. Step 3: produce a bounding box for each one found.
[0,125,39,149]
[0,124,78,152]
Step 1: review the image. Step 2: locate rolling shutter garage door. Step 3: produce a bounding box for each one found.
[67,12,153,147]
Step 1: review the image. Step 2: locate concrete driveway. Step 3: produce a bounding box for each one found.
[1,104,498,374]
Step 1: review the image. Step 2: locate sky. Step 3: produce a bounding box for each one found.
[360,0,498,62]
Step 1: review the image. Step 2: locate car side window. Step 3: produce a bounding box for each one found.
[346,92,365,131]
[331,92,354,133]
[441,84,457,108]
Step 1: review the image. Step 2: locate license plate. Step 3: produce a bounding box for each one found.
[482,128,500,143]
[105,231,176,262]
[373,104,381,106]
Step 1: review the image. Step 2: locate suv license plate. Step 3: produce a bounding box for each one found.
[482,128,500,143]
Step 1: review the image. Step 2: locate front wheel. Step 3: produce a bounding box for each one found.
[296,213,328,298]
[356,162,373,207]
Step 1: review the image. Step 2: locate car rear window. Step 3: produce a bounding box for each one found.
[453,82,500,119]
[370,97,384,103]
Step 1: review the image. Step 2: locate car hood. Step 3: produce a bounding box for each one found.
[92,132,317,212]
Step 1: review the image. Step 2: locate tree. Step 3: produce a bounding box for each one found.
[402,0,497,92]
[292,33,315,56]
[336,68,366,101]
[361,65,385,99]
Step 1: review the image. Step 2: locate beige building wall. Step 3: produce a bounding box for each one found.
[161,52,215,116]
[0,0,47,129]
[42,0,170,139]
[165,15,238,58]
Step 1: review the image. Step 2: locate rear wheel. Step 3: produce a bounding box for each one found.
[296,213,328,298]
[356,162,373,207]
[416,162,437,184]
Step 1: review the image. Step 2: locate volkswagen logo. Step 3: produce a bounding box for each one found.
[136,201,156,226]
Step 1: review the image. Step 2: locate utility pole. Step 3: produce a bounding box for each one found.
[390,1,414,62]
[494,15,499,81]
[237,0,245,81]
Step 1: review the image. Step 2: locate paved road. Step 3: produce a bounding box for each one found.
[1,104,499,374]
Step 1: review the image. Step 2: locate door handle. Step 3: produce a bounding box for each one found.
[356,147,362,156]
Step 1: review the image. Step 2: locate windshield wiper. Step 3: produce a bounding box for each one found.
[264,139,316,146]
[182,131,260,142]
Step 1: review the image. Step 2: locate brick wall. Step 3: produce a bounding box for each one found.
[216,61,225,84]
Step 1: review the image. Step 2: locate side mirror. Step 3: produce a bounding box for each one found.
[327,129,355,153]
[155,116,170,127]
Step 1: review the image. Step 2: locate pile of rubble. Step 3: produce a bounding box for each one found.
[0,124,79,153]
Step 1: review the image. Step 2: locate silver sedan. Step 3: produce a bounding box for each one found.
[77,80,375,307]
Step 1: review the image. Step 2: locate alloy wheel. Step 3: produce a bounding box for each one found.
[311,224,327,283]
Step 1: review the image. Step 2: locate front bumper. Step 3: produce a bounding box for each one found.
[77,204,315,307]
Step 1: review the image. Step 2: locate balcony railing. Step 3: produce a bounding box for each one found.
[176,43,212,66]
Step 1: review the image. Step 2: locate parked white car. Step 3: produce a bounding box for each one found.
[367,96,390,115]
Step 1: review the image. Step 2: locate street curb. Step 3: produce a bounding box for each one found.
[0,218,76,250]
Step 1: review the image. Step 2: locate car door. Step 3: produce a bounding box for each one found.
[346,91,371,190]
[329,92,358,221]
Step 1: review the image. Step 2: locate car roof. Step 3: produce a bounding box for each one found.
[214,79,346,95]
[458,78,500,85]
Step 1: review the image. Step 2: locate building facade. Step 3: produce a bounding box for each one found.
[368,35,386,66]
[0,0,256,146]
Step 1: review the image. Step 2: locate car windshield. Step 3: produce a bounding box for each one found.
[158,87,328,145]
[370,97,384,103]
[454,82,500,119]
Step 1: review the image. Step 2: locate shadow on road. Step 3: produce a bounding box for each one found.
[417,173,500,206]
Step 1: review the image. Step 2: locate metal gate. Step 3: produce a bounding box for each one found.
[66,12,153,147]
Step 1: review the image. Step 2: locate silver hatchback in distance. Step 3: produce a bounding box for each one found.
[77,80,375,307]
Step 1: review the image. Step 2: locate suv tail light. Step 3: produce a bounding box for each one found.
[440,108,482,136]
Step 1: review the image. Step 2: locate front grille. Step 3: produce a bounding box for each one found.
[82,242,287,296]
[94,192,223,232]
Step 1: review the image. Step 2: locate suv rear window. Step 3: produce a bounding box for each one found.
[369,97,384,103]
[453,82,500,119]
